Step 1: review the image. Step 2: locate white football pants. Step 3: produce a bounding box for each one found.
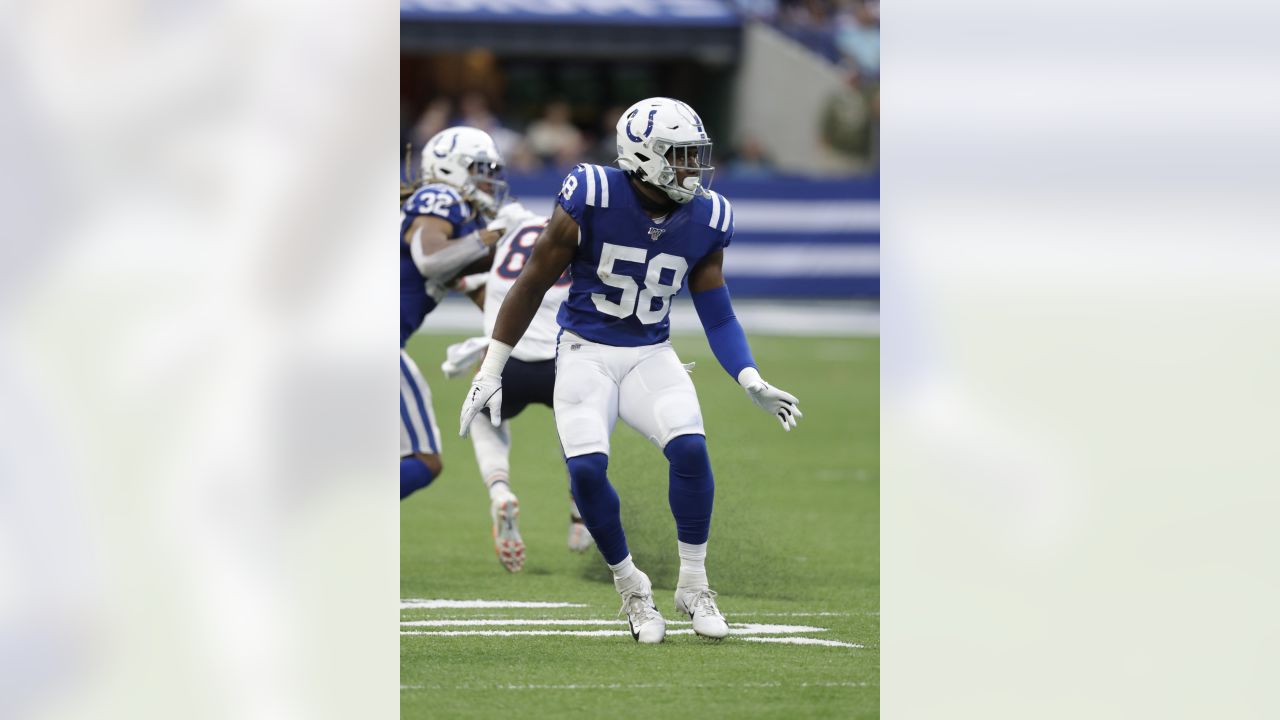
[553,330,705,459]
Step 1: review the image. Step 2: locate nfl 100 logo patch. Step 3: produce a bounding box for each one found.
[647,226,665,241]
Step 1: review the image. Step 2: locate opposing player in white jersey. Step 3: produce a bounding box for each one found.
[400,127,508,500]
[443,202,594,572]
[459,98,802,643]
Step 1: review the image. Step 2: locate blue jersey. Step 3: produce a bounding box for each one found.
[400,183,480,347]
[555,164,733,347]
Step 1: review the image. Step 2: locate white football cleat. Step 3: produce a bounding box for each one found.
[567,516,594,553]
[616,570,665,644]
[675,586,729,639]
[490,493,525,572]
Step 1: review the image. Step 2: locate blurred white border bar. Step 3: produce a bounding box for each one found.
[725,245,879,275]
[520,199,881,233]
[417,298,879,337]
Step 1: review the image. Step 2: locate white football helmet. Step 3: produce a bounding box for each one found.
[615,97,714,204]
[421,126,508,216]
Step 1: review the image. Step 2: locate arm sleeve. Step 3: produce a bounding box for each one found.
[406,185,486,280]
[691,284,757,380]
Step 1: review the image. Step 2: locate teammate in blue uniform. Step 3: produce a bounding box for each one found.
[459,98,802,643]
[401,127,509,500]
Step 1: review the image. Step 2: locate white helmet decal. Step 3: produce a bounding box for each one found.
[430,131,459,158]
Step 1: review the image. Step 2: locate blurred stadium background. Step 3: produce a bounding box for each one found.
[401,0,879,311]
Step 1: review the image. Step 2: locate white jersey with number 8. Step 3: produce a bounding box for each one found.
[484,204,571,362]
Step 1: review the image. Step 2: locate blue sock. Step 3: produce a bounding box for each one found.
[665,434,715,544]
[400,456,435,500]
[566,453,629,564]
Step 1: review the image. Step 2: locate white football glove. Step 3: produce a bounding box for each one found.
[738,368,802,432]
[451,272,488,293]
[441,336,489,379]
[459,371,503,438]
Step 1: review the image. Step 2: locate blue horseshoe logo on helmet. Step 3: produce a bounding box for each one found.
[625,108,658,143]
[431,132,458,158]
[686,106,707,139]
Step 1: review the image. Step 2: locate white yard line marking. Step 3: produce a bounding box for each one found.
[400,611,870,619]
[404,625,798,635]
[402,619,624,627]
[403,627,842,639]
[733,623,828,634]
[401,681,873,690]
[739,637,865,649]
[399,619,827,634]
[403,629,650,637]
[397,600,869,648]
[729,612,857,617]
[400,599,586,609]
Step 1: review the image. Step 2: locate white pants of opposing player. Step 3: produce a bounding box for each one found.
[554,330,704,458]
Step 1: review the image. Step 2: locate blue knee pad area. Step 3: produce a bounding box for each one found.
[664,434,715,545]
[566,453,629,565]
[400,456,435,500]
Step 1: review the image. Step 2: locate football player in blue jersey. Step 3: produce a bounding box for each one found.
[401,127,510,501]
[458,98,802,643]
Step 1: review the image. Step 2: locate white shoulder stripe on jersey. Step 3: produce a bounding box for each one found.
[425,184,460,200]
[583,164,597,206]
[720,197,733,232]
[709,192,722,229]
[594,165,609,207]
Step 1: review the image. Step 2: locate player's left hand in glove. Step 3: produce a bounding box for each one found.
[738,367,802,432]
[459,372,503,438]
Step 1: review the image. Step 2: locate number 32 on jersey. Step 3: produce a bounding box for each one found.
[593,243,687,324]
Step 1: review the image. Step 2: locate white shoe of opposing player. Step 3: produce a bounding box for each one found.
[490,493,525,573]
[616,570,665,644]
[675,586,729,640]
[567,516,594,553]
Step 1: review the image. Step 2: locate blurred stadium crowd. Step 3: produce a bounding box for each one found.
[400,0,881,297]
[739,0,880,75]
[401,0,879,178]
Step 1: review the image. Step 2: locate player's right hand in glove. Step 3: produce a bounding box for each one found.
[459,372,503,438]
[737,367,802,432]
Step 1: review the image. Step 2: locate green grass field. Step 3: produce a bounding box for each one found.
[401,331,879,719]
